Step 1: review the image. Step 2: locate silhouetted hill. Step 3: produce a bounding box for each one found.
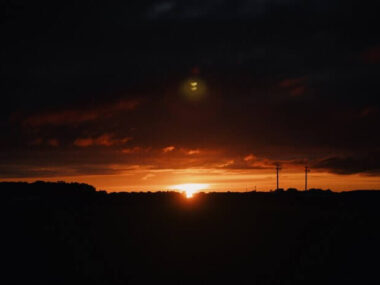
[2,182,380,284]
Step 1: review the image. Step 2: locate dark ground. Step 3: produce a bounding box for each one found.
[2,182,380,284]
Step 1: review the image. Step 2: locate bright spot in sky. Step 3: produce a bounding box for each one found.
[181,78,206,101]
[169,183,209,198]
[190,81,198,91]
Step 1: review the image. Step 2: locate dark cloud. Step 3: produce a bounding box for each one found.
[312,153,380,176]
[21,99,139,127]
[0,163,122,179]
[73,134,132,147]
[360,45,380,64]
[1,0,380,180]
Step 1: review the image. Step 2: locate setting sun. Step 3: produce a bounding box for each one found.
[169,183,209,198]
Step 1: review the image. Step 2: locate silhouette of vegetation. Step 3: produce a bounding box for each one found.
[2,181,380,284]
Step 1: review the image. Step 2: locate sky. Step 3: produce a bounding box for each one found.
[1,0,380,192]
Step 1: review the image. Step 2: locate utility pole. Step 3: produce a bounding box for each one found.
[305,166,310,191]
[275,164,281,190]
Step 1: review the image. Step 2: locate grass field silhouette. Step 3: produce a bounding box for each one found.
[3,182,380,284]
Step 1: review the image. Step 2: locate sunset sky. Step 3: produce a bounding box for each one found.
[1,1,380,192]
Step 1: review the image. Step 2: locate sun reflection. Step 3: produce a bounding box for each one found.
[169,183,209,198]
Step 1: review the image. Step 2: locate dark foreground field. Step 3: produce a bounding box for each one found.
[2,182,380,284]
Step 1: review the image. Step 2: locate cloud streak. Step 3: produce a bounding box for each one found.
[22,99,139,127]
[74,134,132,147]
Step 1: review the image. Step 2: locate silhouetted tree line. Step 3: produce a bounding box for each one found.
[2,181,380,285]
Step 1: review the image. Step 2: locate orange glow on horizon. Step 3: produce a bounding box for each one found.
[1,168,379,193]
[169,183,210,198]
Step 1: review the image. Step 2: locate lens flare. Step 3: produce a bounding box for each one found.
[181,78,206,101]
[190,81,198,91]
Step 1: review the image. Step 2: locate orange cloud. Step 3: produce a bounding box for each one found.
[217,160,235,168]
[142,173,155,180]
[244,154,256,161]
[122,147,151,154]
[217,154,275,170]
[23,99,139,127]
[74,134,132,147]
[187,149,200,155]
[163,146,175,152]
